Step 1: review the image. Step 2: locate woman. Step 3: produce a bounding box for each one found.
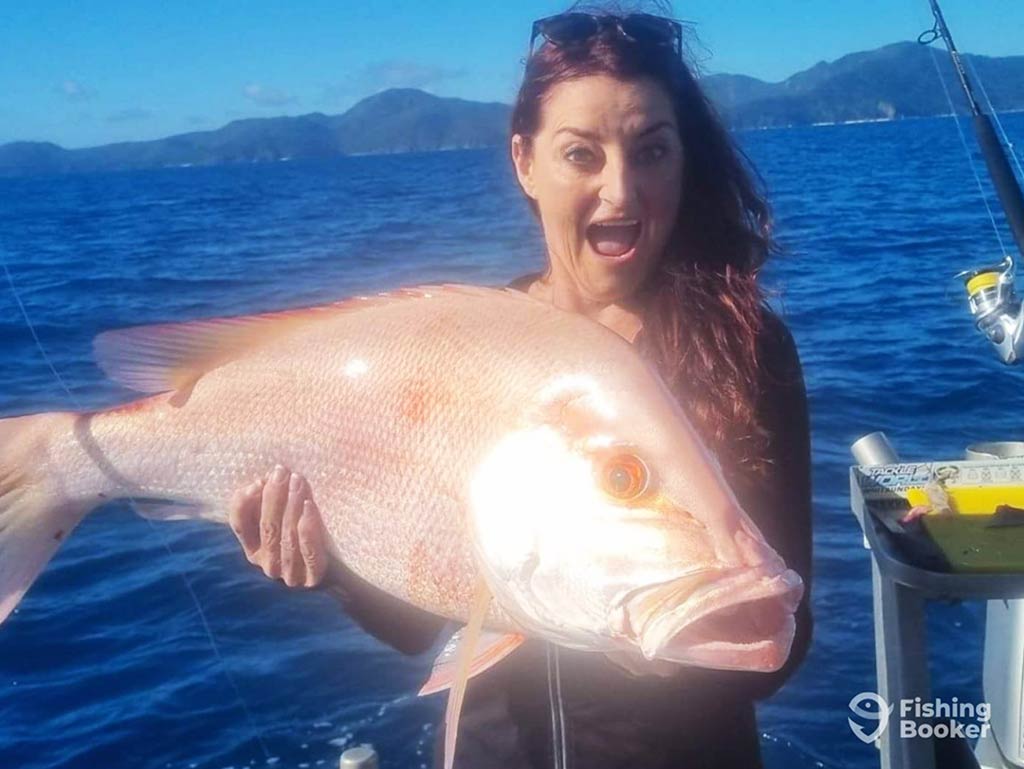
[228,10,812,768]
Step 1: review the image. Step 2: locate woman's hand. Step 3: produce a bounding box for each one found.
[228,465,328,588]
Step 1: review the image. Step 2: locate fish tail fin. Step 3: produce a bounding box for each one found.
[0,413,91,624]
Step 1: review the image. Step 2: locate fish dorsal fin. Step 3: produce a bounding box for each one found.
[419,628,525,697]
[94,312,316,394]
[93,284,533,394]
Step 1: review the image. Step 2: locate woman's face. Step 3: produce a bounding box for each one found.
[512,74,684,304]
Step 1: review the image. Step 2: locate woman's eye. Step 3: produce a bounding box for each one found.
[598,453,650,502]
[565,147,596,165]
[636,144,667,164]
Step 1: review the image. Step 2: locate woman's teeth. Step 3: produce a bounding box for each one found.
[587,220,642,258]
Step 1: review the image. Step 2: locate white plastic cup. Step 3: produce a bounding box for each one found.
[340,745,379,769]
[965,441,1024,461]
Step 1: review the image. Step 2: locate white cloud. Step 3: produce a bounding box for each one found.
[56,79,95,101]
[242,83,296,107]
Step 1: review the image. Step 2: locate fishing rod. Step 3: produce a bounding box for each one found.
[919,0,1024,364]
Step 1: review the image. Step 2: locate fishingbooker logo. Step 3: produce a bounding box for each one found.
[848,692,894,744]
[847,692,992,744]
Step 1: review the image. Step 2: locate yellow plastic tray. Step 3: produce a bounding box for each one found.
[921,516,1024,573]
[901,485,1024,572]
[905,485,1024,514]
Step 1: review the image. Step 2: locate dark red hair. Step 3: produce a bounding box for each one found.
[510,4,776,477]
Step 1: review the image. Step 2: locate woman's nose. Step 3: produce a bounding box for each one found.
[598,157,639,209]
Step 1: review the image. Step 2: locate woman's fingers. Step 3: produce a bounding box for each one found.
[229,464,327,588]
[280,473,307,587]
[258,465,291,579]
[229,479,264,562]
[298,499,328,587]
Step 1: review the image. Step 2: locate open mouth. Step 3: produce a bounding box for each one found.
[625,568,804,672]
[671,595,791,646]
[586,219,642,259]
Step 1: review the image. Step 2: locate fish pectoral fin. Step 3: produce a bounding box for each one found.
[418,628,526,696]
[434,578,495,769]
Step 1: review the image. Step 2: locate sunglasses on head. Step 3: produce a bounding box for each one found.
[528,12,684,59]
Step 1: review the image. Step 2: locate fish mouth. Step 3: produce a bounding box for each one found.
[622,568,804,672]
[586,219,643,260]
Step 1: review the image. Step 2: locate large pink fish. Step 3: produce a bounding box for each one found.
[0,284,802,767]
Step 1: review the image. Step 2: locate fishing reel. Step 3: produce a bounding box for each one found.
[957,255,1024,364]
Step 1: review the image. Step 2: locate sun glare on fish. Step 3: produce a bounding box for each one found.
[469,428,664,575]
[468,426,687,641]
[469,427,591,562]
[343,358,369,378]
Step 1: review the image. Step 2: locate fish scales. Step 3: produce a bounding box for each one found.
[35,287,637,624]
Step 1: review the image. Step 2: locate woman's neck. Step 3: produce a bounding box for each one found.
[527,272,645,343]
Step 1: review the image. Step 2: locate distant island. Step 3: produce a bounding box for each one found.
[702,41,1024,128]
[3,41,1023,178]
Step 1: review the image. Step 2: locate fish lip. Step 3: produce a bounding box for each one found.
[623,567,804,669]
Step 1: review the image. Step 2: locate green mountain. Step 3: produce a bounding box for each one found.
[333,88,510,154]
[3,42,1023,177]
[0,89,511,176]
[703,41,1024,128]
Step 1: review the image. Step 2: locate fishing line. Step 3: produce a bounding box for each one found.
[1,258,79,404]
[759,730,852,769]
[0,246,273,762]
[926,44,1009,256]
[545,643,569,769]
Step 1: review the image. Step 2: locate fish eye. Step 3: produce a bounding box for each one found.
[599,453,650,501]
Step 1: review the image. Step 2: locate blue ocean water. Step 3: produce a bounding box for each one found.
[1,112,1023,769]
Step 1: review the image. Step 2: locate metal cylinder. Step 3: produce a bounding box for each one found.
[965,441,1024,461]
[339,745,379,769]
[850,431,900,466]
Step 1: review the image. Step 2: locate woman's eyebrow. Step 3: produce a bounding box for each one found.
[554,126,600,141]
[636,120,673,138]
[553,121,674,141]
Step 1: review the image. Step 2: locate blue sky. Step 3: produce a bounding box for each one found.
[3,0,1022,149]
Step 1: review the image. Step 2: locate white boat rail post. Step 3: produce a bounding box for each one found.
[871,550,934,769]
[850,442,936,769]
[851,454,1024,769]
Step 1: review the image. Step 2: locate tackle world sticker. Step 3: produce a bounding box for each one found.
[847,692,992,744]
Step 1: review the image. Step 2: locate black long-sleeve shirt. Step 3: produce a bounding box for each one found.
[326,274,813,769]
